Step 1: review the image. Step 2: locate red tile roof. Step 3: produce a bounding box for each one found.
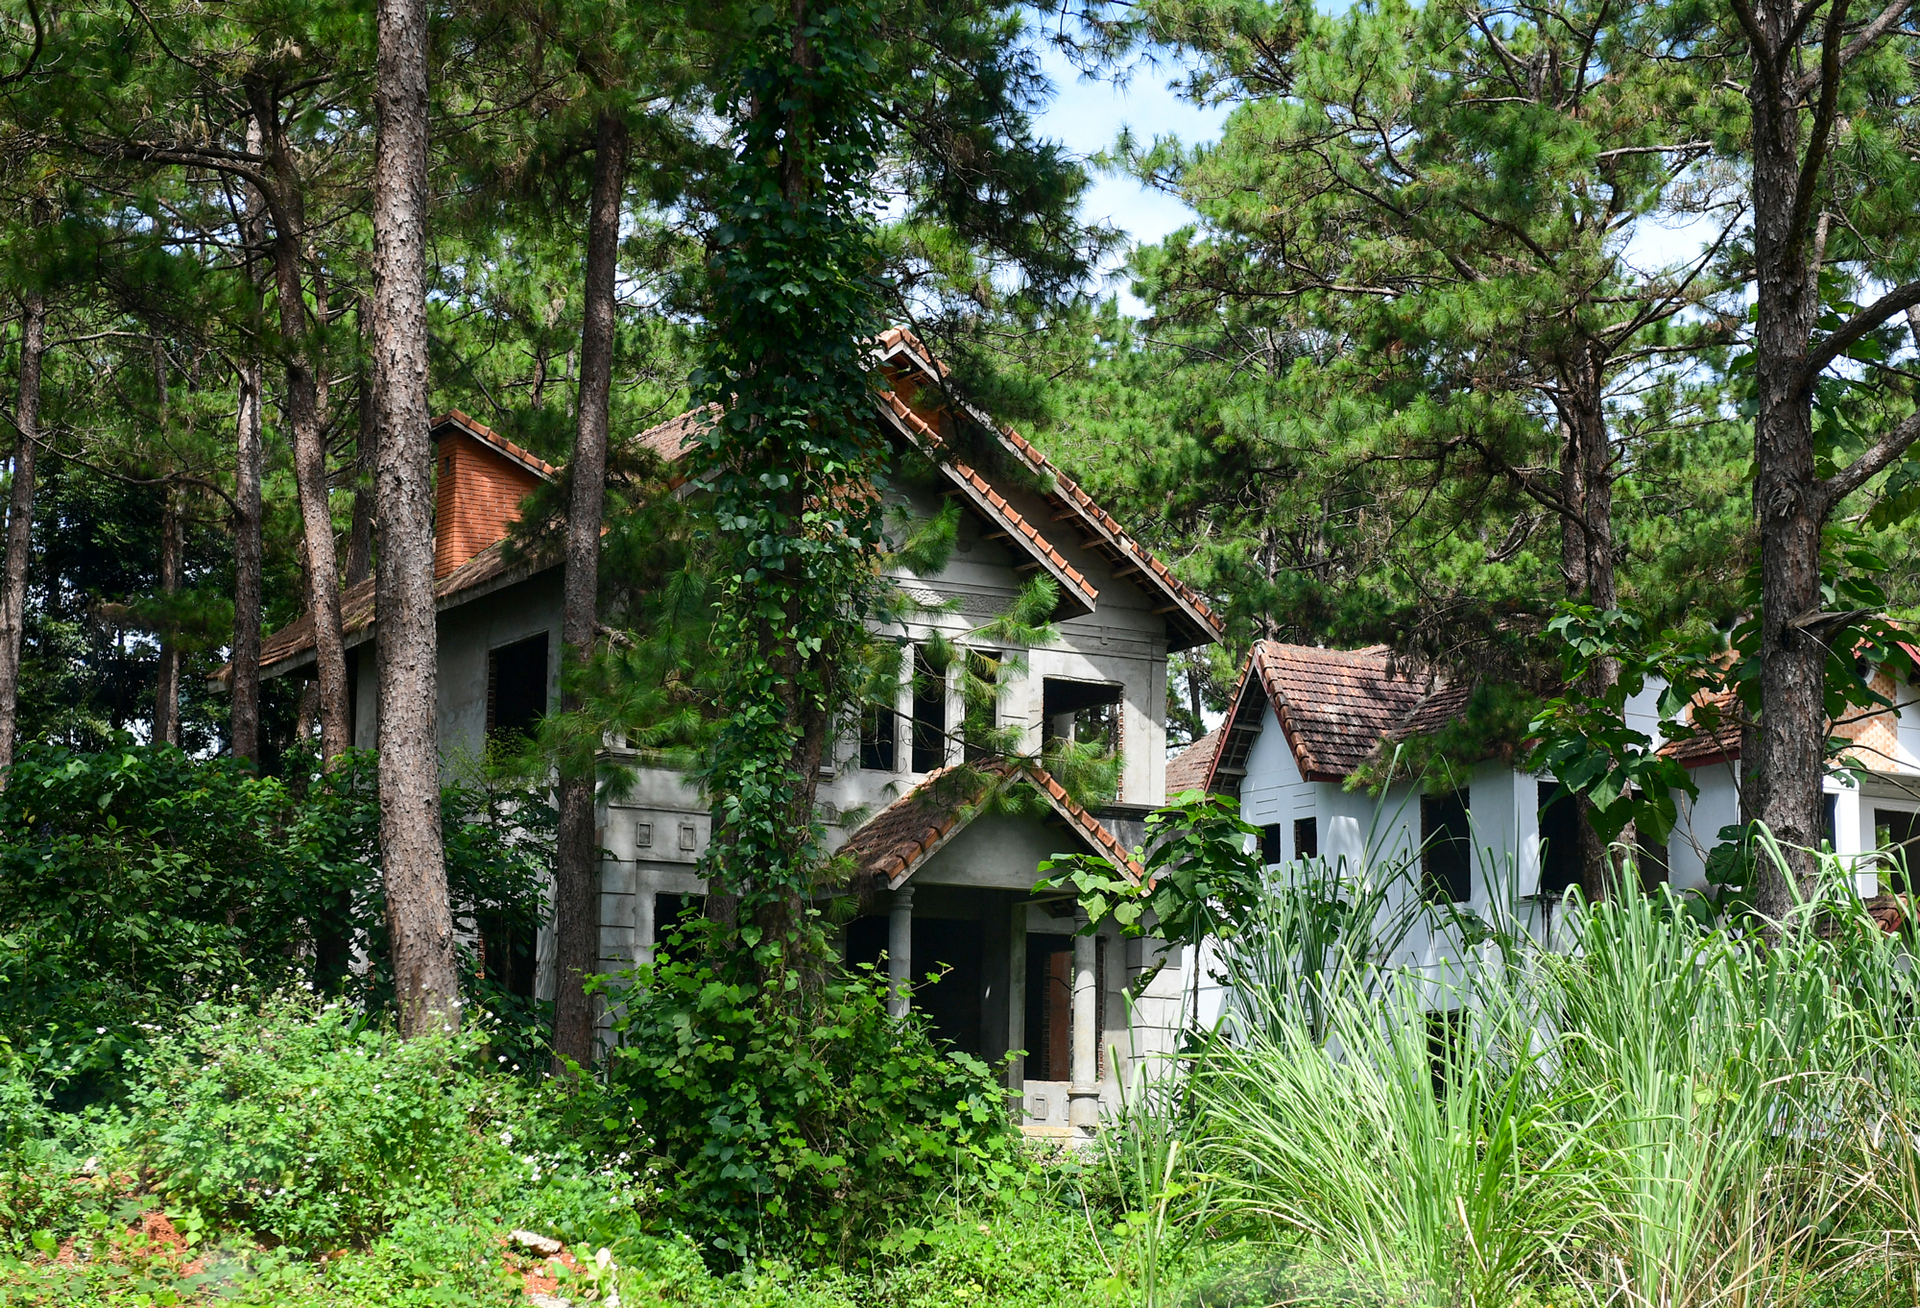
[434,409,558,478]
[214,537,541,683]
[838,762,1144,890]
[877,392,1098,615]
[1660,689,1743,767]
[1208,642,1469,786]
[874,331,1223,652]
[1166,727,1223,795]
[240,331,1216,680]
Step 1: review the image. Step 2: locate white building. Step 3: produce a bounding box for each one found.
[1169,641,1918,967]
[248,330,1222,1135]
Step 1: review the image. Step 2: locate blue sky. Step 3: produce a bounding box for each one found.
[1029,44,1229,307]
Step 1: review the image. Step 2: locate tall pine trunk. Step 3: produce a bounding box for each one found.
[154,486,182,747]
[0,274,45,781]
[1743,0,1826,918]
[152,340,181,749]
[372,0,459,1035]
[232,352,265,763]
[230,120,267,765]
[255,92,351,761]
[1558,347,1622,901]
[550,109,629,1071]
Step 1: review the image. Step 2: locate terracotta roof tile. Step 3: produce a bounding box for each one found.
[871,333,1220,651]
[218,538,538,682]
[879,392,1099,611]
[634,403,721,463]
[1660,689,1743,767]
[838,762,1144,890]
[1210,642,1471,785]
[1166,727,1223,794]
[433,409,559,478]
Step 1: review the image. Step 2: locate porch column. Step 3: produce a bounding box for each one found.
[887,885,914,1018]
[1068,906,1100,1135]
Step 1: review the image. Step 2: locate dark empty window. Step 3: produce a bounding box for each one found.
[478,912,535,998]
[1428,1008,1467,1099]
[1295,816,1318,861]
[911,645,948,773]
[1876,808,1918,893]
[487,633,549,741]
[1537,781,1582,898]
[1422,789,1473,904]
[962,648,1000,763]
[1260,823,1283,865]
[1636,836,1671,892]
[1042,678,1123,752]
[860,683,898,771]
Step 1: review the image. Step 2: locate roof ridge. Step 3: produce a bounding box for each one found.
[432,409,560,479]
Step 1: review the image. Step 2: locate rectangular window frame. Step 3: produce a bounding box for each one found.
[1421,789,1473,905]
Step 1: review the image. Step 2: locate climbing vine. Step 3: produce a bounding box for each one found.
[687,0,891,974]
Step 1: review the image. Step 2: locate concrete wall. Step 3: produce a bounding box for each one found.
[348,571,563,768]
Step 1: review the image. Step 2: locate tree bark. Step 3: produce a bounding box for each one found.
[151,338,181,749]
[232,350,266,763]
[154,485,182,747]
[253,89,351,761]
[1555,345,1624,902]
[1742,0,1833,920]
[346,332,377,587]
[0,273,46,782]
[230,119,268,766]
[550,109,629,1073]
[372,0,460,1036]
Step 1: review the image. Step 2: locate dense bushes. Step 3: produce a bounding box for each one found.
[127,998,528,1250]
[0,744,549,1088]
[595,934,1021,1262]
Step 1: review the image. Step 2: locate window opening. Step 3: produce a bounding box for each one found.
[1294,816,1319,861]
[911,645,948,773]
[1041,678,1123,752]
[486,633,549,742]
[1421,789,1473,904]
[1537,781,1582,898]
[1260,823,1283,865]
[860,672,898,771]
[1876,808,1918,893]
[962,648,1001,763]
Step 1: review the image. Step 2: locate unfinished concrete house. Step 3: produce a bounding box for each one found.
[244,330,1224,1136]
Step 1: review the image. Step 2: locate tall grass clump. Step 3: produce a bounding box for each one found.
[1158,834,1920,1308]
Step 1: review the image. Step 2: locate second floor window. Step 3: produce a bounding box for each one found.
[486,633,549,742]
[1422,789,1473,905]
[911,645,948,773]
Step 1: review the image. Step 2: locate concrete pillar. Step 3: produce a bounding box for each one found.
[1068,907,1100,1135]
[632,867,655,965]
[887,885,914,1018]
[1006,899,1028,1090]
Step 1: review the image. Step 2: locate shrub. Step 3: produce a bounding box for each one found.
[596,936,1019,1263]
[0,745,305,1083]
[127,995,525,1252]
[0,744,551,1089]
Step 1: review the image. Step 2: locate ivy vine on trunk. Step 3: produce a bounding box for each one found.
[688,0,888,983]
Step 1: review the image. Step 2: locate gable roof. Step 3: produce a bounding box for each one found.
[837,762,1144,891]
[875,331,1222,651]
[434,408,559,479]
[243,334,1218,681]
[1166,727,1223,795]
[1208,641,1469,788]
[216,537,543,684]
